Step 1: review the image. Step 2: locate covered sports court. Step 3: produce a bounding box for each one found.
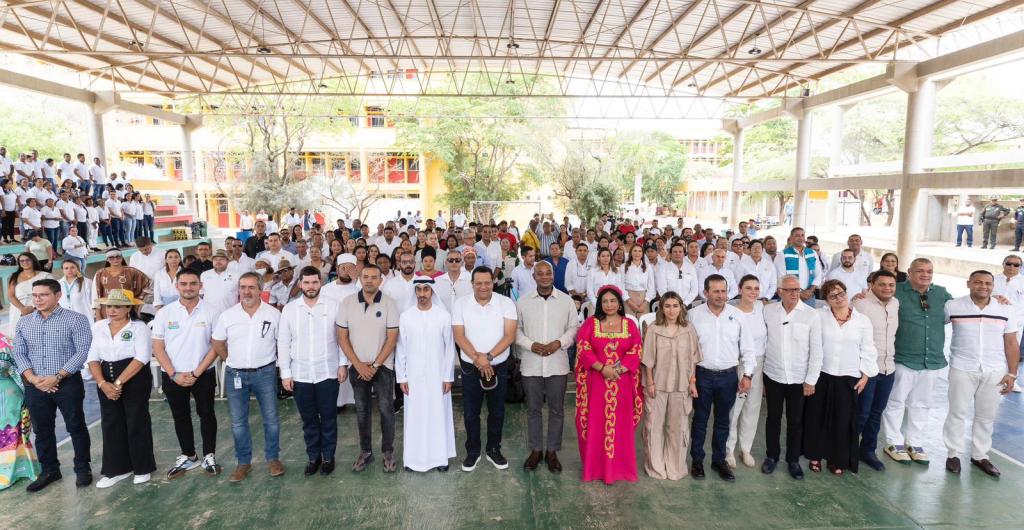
[2,0,1024,527]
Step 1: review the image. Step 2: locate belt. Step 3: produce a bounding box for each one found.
[697,365,737,375]
[227,361,276,372]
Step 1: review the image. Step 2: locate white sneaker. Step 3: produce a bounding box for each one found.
[166,454,200,479]
[201,453,222,475]
[96,473,131,489]
[133,473,151,485]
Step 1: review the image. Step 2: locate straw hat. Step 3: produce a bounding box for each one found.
[97,289,144,306]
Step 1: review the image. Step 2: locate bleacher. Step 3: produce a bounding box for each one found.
[0,193,209,305]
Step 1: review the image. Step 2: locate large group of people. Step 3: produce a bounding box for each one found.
[0,204,1021,495]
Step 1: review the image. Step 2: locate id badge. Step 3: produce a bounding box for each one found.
[233,374,242,390]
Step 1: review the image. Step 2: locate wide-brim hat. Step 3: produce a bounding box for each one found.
[97,289,144,306]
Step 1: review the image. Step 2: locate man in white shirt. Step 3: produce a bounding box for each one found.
[830,234,874,280]
[825,249,868,296]
[739,240,777,300]
[435,209,446,227]
[376,225,400,257]
[239,212,255,232]
[0,146,11,178]
[563,243,591,299]
[452,266,517,472]
[994,254,1024,346]
[851,270,900,471]
[474,225,502,272]
[434,249,473,313]
[955,198,976,248]
[151,269,222,479]
[453,210,467,229]
[687,274,755,482]
[256,233,298,271]
[225,237,256,274]
[14,153,34,180]
[21,198,42,233]
[278,266,344,476]
[282,208,302,228]
[200,250,239,314]
[57,153,76,185]
[89,157,106,200]
[128,237,167,282]
[212,272,284,482]
[510,246,537,297]
[760,275,822,480]
[514,262,578,473]
[656,242,699,306]
[40,198,63,250]
[942,270,1019,478]
[73,153,90,196]
[320,254,361,304]
[699,249,738,300]
[381,251,418,313]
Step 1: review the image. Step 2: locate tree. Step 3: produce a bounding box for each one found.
[605,131,686,206]
[314,159,386,221]
[393,76,564,221]
[933,74,1024,156]
[0,96,86,161]
[534,140,620,225]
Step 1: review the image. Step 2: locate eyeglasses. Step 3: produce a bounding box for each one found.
[826,290,847,301]
[919,292,929,311]
[778,287,801,294]
[1005,262,1022,268]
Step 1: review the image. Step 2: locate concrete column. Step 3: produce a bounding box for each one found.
[793,113,812,227]
[895,80,937,265]
[728,129,744,227]
[85,108,107,166]
[825,105,846,231]
[180,124,196,182]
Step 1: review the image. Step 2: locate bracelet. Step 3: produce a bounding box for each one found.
[1007,373,1018,379]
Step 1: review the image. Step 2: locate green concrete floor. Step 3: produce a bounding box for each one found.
[0,394,1017,529]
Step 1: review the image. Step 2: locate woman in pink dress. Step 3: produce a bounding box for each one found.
[575,285,644,484]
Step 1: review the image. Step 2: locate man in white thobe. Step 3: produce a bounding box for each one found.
[396,278,457,472]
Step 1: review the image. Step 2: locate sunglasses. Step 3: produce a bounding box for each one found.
[1005,262,1022,268]
[919,292,929,311]
[447,258,462,263]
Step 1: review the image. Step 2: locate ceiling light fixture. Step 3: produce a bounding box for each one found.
[256,45,271,54]
[748,34,762,56]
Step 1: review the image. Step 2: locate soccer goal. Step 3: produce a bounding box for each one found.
[469,200,543,225]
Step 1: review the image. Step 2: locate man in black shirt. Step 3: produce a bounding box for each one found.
[244,220,268,258]
[188,241,214,274]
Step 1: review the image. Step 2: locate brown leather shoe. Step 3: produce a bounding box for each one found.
[268,459,285,477]
[229,464,252,483]
[545,451,562,473]
[971,458,1001,477]
[523,450,543,471]
[945,457,961,474]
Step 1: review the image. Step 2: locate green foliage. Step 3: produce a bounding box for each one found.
[605,131,686,205]
[933,74,1024,156]
[0,96,86,160]
[541,143,619,225]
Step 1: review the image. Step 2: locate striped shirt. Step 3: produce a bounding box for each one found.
[12,306,92,376]
[945,295,1016,373]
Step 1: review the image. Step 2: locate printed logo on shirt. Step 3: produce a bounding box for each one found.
[120,330,133,341]
[195,321,208,328]
[376,311,382,318]
[167,321,180,330]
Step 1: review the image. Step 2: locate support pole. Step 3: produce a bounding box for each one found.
[825,105,847,231]
[728,128,744,227]
[85,108,107,166]
[896,80,937,265]
[793,113,812,228]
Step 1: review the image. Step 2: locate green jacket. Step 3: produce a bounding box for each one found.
[893,281,952,370]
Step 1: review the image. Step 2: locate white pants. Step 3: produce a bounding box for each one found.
[943,368,1004,460]
[882,364,938,447]
[726,356,764,455]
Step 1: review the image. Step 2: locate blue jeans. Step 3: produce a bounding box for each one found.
[226,364,280,465]
[857,372,896,456]
[143,215,155,240]
[956,224,973,247]
[44,226,60,249]
[100,220,114,247]
[292,378,339,462]
[690,366,739,464]
[79,180,91,197]
[92,184,104,201]
[110,217,124,247]
[460,359,508,455]
[25,372,92,475]
[1015,225,1024,250]
[123,217,136,245]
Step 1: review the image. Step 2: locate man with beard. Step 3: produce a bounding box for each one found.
[397,278,457,472]
[279,267,345,477]
[382,250,418,313]
[321,254,361,303]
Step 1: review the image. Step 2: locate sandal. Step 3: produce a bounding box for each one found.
[828,463,843,475]
[809,460,822,473]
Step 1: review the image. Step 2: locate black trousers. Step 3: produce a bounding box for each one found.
[161,369,217,457]
[99,360,156,477]
[763,374,805,464]
[24,372,91,475]
[2,210,15,240]
[349,366,396,454]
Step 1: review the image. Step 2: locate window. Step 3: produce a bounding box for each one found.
[349,157,361,180]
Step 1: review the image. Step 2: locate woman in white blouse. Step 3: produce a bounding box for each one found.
[804,279,879,475]
[58,260,94,324]
[726,274,768,469]
[153,249,183,310]
[587,248,624,306]
[86,289,156,488]
[622,245,656,317]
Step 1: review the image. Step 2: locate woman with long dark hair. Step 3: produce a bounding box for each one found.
[58,260,94,324]
[878,253,907,283]
[153,249,183,310]
[6,252,50,333]
[575,285,643,484]
[623,244,655,317]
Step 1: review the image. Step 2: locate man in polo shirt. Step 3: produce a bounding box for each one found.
[337,265,400,473]
[882,258,953,465]
[201,249,240,315]
[942,270,1019,477]
[212,272,284,483]
[152,269,222,479]
[515,261,578,473]
[452,266,518,472]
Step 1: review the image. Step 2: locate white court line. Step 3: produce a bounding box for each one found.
[56,418,101,448]
[991,448,1024,469]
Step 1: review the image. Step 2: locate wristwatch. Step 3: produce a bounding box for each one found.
[370,362,379,369]
[485,353,494,362]
[115,379,123,387]
[55,373,64,383]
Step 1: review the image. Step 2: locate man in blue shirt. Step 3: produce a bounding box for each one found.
[12,278,93,492]
[545,241,570,294]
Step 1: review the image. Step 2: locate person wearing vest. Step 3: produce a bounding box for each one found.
[772,227,821,307]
